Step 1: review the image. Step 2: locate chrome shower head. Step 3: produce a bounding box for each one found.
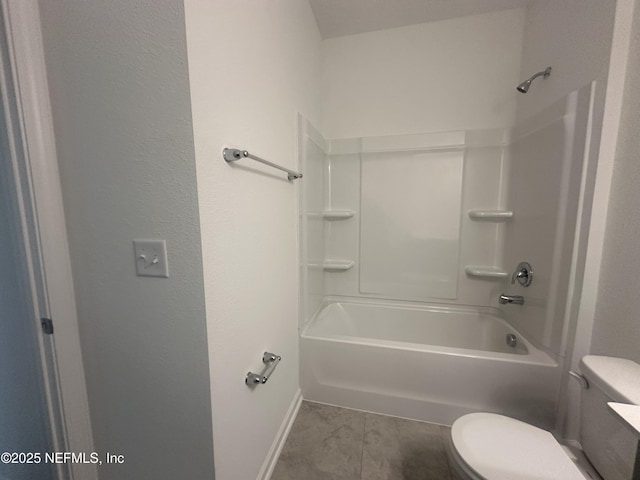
[516,66,552,93]
[516,79,532,93]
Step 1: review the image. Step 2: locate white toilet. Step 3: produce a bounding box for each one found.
[450,355,640,480]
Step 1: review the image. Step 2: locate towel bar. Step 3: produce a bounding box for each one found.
[223,148,302,181]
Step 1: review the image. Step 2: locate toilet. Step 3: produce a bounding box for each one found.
[449,355,640,480]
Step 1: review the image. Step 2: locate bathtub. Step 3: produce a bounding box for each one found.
[300,299,560,428]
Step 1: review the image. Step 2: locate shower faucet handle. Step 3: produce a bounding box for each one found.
[511,270,526,283]
[511,262,533,287]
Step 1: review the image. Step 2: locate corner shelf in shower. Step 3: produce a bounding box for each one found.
[323,260,355,271]
[464,266,509,279]
[468,210,513,221]
[322,210,355,220]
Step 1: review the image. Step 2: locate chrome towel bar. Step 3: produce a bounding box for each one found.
[223,148,303,181]
[245,352,282,386]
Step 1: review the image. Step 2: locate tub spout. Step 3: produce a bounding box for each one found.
[499,294,524,305]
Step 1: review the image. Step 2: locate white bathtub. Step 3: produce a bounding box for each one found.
[300,299,560,428]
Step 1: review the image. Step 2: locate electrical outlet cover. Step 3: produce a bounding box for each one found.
[133,239,169,277]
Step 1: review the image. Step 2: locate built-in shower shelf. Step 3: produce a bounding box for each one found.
[322,210,355,220]
[464,266,509,279]
[468,210,513,221]
[323,260,355,271]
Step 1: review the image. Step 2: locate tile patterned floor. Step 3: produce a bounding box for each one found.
[272,401,459,480]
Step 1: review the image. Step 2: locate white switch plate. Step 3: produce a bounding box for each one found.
[133,239,169,278]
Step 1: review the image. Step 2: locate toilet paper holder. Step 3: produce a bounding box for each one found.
[245,352,281,386]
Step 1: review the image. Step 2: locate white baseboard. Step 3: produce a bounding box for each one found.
[257,388,302,480]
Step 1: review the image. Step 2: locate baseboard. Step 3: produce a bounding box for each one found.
[256,388,302,480]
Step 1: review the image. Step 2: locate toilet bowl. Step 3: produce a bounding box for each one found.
[450,413,585,480]
[449,355,640,480]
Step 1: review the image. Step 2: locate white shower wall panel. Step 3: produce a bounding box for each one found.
[502,84,594,356]
[305,138,326,320]
[299,117,327,325]
[324,130,509,307]
[360,150,463,300]
[324,153,360,297]
[457,144,508,302]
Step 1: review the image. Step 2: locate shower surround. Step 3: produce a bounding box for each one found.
[298,83,594,426]
[299,121,511,322]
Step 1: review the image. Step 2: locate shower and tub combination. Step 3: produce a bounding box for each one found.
[302,298,558,427]
[297,78,595,429]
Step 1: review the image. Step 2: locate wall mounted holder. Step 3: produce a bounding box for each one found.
[323,260,355,271]
[223,148,302,181]
[468,210,513,221]
[245,352,281,386]
[322,210,355,220]
[465,266,508,279]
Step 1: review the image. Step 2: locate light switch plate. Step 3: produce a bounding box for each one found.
[133,239,169,277]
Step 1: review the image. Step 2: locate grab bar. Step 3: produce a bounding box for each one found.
[245,352,282,386]
[223,148,303,181]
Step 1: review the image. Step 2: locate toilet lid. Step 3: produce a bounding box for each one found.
[451,413,585,480]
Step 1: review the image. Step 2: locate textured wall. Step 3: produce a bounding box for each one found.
[591,2,640,363]
[183,0,322,478]
[516,0,615,122]
[37,1,215,478]
[321,8,525,139]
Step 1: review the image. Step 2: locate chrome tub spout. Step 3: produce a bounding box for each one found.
[499,294,524,305]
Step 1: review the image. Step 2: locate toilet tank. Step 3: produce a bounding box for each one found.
[579,355,640,480]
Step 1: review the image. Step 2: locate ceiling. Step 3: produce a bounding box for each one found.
[308,0,532,39]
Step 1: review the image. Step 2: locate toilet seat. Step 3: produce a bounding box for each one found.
[450,413,585,480]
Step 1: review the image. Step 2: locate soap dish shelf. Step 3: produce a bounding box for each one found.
[323,260,355,271]
[322,210,355,220]
[468,210,513,221]
[465,266,508,279]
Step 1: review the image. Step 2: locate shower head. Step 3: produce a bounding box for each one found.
[516,66,552,93]
[516,79,533,94]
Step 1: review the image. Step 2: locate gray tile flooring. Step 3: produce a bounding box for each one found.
[272,401,459,480]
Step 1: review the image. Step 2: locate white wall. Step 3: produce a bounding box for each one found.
[183,1,322,478]
[37,1,215,479]
[516,1,616,123]
[591,1,640,363]
[321,9,525,139]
